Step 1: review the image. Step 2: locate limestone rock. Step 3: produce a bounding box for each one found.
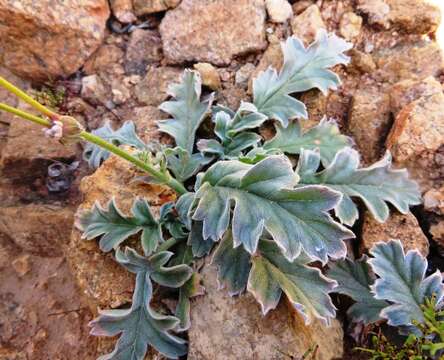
[69,153,175,309]
[339,12,363,41]
[193,63,221,90]
[125,30,162,76]
[188,264,344,360]
[131,106,164,143]
[360,211,429,257]
[424,187,444,215]
[349,49,376,74]
[235,63,256,89]
[83,44,125,76]
[356,0,392,28]
[348,85,391,164]
[11,254,31,277]
[248,42,283,93]
[265,0,293,23]
[0,0,109,81]
[81,75,109,105]
[134,66,182,106]
[290,5,325,44]
[0,204,74,257]
[160,0,267,65]
[110,0,136,23]
[430,221,444,248]
[133,0,181,16]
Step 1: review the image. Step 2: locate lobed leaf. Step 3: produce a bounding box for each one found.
[158,70,214,154]
[90,247,192,360]
[83,121,145,169]
[253,30,352,127]
[247,240,337,324]
[79,198,162,256]
[263,118,353,165]
[297,148,421,226]
[328,257,388,324]
[192,155,354,263]
[368,240,444,328]
[175,273,204,332]
[164,147,212,182]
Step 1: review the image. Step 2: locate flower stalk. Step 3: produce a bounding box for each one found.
[0,76,187,196]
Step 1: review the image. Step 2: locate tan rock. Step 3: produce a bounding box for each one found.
[265,0,293,23]
[0,205,74,257]
[134,66,182,106]
[349,49,376,74]
[424,187,444,215]
[12,254,31,277]
[83,45,125,76]
[348,85,391,164]
[193,63,221,90]
[361,211,429,257]
[0,0,109,81]
[189,264,344,360]
[339,12,363,41]
[69,153,176,309]
[160,0,267,65]
[356,0,391,28]
[291,5,326,44]
[389,76,443,117]
[131,106,164,142]
[110,0,136,23]
[133,0,181,16]
[235,63,256,89]
[125,29,162,76]
[81,75,109,105]
[430,221,444,248]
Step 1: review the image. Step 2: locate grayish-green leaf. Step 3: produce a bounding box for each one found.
[297,148,421,226]
[369,240,444,327]
[193,155,354,263]
[164,147,212,182]
[79,198,162,255]
[263,118,353,165]
[212,231,252,295]
[247,240,337,324]
[328,257,388,324]
[188,221,214,258]
[158,70,214,153]
[90,247,192,360]
[197,132,261,159]
[83,121,145,169]
[175,273,204,332]
[175,192,196,230]
[253,30,352,126]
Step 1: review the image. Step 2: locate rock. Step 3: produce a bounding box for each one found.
[83,45,125,76]
[248,42,283,93]
[349,49,376,74]
[290,5,325,44]
[348,85,391,164]
[133,0,181,16]
[193,63,221,90]
[430,221,444,248]
[292,0,313,15]
[235,63,256,89]
[0,204,74,257]
[189,264,344,360]
[386,92,444,191]
[12,255,31,277]
[134,66,182,106]
[360,211,429,257]
[389,76,443,118]
[125,29,162,76]
[0,0,109,80]
[160,0,267,65]
[373,41,444,84]
[131,106,164,142]
[339,12,363,41]
[69,153,175,309]
[81,75,109,105]
[0,104,77,183]
[424,187,444,215]
[110,0,136,23]
[356,0,391,28]
[265,0,293,23]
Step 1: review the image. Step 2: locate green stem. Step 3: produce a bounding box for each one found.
[0,76,59,120]
[0,102,187,196]
[157,237,182,252]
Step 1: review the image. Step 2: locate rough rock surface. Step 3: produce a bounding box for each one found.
[0,0,109,80]
[265,0,293,23]
[291,5,326,44]
[160,0,267,65]
[109,0,136,23]
[361,211,429,256]
[339,12,363,40]
[133,0,181,16]
[68,153,175,309]
[193,63,221,90]
[125,30,163,76]
[188,264,344,360]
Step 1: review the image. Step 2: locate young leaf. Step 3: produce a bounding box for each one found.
[164,147,212,182]
[368,240,444,327]
[247,240,337,324]
[253,30,352,127]
[212,231,252,295]
[79,198,162,256]
[263,118,353,165]
[158,70,214,154]
[90,247,192,360]
[296,148,421,226]
[83,121,146,169]
[175,273,204,332]
[193,155,354,263]
[328,257,388,324]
